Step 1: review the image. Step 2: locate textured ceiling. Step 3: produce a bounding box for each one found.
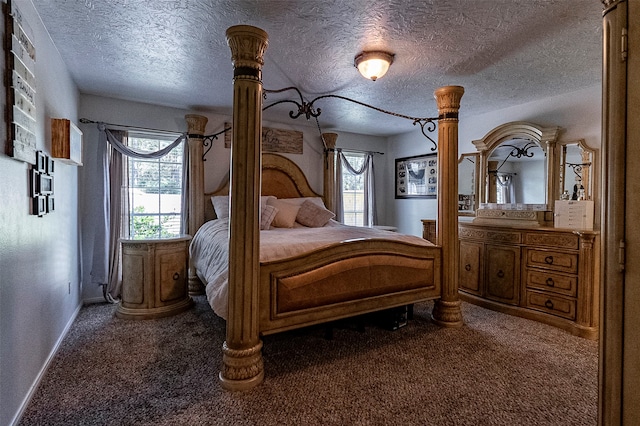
[31,0,603,136]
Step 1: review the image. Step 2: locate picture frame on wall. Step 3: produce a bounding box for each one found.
[36,150,46,172]
[32,195,46,216]
[39,173,53,195]
[30,168,39,197]
[395,153,438,199]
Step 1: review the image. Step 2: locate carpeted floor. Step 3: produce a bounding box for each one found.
[19,297,597,426]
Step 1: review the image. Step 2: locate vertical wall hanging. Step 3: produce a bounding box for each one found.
[4,0,37,163]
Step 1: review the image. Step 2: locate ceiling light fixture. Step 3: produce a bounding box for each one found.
[354,51,394,81]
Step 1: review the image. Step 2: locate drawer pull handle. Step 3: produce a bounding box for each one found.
[497,269,504,278]
[546,277,555,287]
[545,299,554,309]
[544,255,554,265]
[173,272,180,280]
[465,264,471,271]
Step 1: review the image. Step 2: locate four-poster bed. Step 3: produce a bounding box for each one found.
[184,25,464,390]
[190,153,443,335]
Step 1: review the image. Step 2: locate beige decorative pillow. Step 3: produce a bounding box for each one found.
[296,199,335,227]
[280,197,326,208]
[260,205,278,230]
[267,198,301,228]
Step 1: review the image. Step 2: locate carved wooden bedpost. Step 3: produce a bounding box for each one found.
[432,85,464,327]
[185,114,208,295]
[220,25,268,391]
[322,132,338,214]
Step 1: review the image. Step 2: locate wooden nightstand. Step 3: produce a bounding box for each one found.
[116,235,193,320]
[421,219,437,244]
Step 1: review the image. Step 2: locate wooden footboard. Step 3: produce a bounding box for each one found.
[259,239,441,335]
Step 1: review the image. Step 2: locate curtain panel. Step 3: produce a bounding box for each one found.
[336,151,377,227]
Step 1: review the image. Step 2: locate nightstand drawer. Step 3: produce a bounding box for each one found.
[526,249,578,274]
[526,291,576,320]
[525,270,577,297]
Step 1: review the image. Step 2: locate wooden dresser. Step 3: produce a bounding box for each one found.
[117,235,193,320]
[422,220,599,339]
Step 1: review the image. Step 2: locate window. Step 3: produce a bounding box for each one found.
[341,152,366,226]
[127,133,183,239]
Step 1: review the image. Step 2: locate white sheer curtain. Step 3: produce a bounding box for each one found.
[90,124,187,302]
[496,172,515,204]
[335,150,377,227]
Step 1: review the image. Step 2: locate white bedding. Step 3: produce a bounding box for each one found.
[190,218,433,319]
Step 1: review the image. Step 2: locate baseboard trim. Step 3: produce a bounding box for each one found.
[9,302,82,426]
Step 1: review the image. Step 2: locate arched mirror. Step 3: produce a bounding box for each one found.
[472,121,561,211]
[557,139,597,202]
[458,153,479,216]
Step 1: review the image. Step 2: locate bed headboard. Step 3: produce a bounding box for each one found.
[203,153,323,221]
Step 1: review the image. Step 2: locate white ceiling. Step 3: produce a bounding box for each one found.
[31,0,604,136]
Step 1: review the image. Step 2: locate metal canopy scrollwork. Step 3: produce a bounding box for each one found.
[566,161,592,178]
[189,127,231,161]
[263,86,440,151]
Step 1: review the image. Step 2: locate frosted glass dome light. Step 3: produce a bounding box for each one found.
[354,51,395,81]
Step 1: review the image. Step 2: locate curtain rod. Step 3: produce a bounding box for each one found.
[329,147,384,155]
[79,118,183,135]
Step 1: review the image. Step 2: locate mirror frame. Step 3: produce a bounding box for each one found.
[472,121,561,211]
[458,152,480,216]
[556,138,599,204]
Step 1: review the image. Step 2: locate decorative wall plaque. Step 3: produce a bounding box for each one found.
[4,0,37,163]
[224,122,303,154]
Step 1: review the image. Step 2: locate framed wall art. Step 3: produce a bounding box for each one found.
[395,153,438,199]
[30,150,54,216]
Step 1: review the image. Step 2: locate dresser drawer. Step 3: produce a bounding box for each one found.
[525,291,576,320]
[525,270,577,297]
[523,231,579,250]
[526,249,578,274]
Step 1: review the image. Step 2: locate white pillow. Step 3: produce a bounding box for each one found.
[267,198,301,228]
[211,196,229,219]
[210,195,276,219]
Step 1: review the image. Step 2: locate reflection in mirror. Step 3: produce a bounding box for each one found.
[487,139,546,204]
[472,121,560,211]
[458,153,479,216]
[558,139,594,201]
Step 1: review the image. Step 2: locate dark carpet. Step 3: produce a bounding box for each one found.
[19,297,597,425]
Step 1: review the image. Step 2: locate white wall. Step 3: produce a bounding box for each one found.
[386,132,439,236]
[0,2,81,424]
[459,85,602,154]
